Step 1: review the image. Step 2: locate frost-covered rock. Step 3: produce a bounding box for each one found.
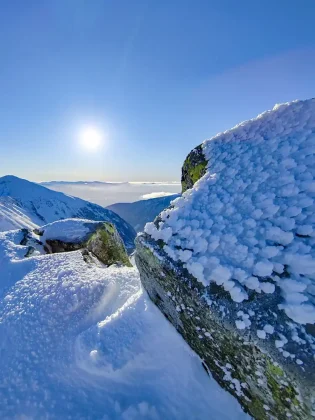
[136,99,315,419]
[35,218,132,267]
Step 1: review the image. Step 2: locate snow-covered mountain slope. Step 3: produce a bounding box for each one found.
[0,229,248,419]
[0,196,39,231]
[107,194,180,232]
[0,175,136,249]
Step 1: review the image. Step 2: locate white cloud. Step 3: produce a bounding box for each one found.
[141,192,176,200]
[42,182,181,207]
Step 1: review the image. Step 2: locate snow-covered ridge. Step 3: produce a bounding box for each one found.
[0,175,136,249]
[0,228,248,419]
[145,98,315,325]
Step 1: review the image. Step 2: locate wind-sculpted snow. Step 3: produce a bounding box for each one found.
[0,229,248,419]
[0,196,39,231]
[145,99,315,325]
[0,175,136,249]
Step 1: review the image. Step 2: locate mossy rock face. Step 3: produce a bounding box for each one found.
[135,235,315,419]
[181,144,207,192]
[86,223,132,267]
[45,222,131,267]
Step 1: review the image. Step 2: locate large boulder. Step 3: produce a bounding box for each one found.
[35,218,132,267]
[136,99,315,419]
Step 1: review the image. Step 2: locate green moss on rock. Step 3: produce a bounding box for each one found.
[266,360,284,377]
[181,144,207,192]
[45,221,132,267]
[135,235,313,420]
[87,223,132,267]
[248,398,268,420]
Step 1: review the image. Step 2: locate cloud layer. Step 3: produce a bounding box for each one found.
[42,181,181,207]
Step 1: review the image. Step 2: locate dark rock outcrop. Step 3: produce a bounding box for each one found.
[181,144,207,192]
[135,236,314,419]
[36,221,132,267]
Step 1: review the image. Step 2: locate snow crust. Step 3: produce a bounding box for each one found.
[145,99,315,325]
[0,229,248,419]
[39,218,101,243]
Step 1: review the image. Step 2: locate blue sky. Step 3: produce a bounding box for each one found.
[0,0,315,182]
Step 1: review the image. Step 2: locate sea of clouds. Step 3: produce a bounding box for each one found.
[41,181,181,207]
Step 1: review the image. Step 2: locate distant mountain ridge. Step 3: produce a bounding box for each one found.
[41,180,128,186]
[0,175,136,249]
[107,194,180,232]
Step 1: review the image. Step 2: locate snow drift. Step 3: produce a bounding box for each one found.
[0,227,247,419]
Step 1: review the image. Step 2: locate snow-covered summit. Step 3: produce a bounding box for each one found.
[0,175,136,249]
[145,98,315,324]
[0,175,70,201]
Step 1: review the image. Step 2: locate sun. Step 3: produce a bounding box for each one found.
[80,127,102,150]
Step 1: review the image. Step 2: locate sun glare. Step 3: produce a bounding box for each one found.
[80,127,102,150]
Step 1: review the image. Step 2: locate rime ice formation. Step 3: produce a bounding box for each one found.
[137,99,315,419]
[145,99,315,325]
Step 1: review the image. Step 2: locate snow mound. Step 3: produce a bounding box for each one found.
[0,229,248,419]
[37,218,102,243]
[145,99,315,325]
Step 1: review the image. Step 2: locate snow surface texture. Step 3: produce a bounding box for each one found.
[38,218,102,243]
[145,99,315,325]
[0,229,248,419]
[0,196,39,231]
[107,194,180,232]
[0,175,136,249]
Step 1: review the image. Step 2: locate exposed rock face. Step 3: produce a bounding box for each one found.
[136,238,313,419]
[36,220,132,267]
[181,144,207,192]
[20,228,43,257]
[86,223,132,267]
[136,99,315,419]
